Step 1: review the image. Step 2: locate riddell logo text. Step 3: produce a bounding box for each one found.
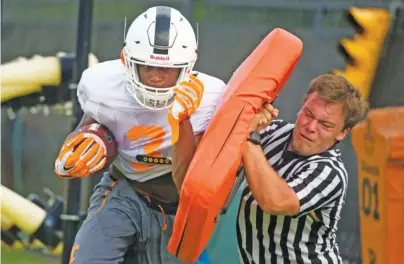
[150,55,169,61]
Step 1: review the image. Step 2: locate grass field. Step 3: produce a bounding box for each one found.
[1,250,59,264]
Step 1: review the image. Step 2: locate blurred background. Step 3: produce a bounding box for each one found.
[1,0,404,263]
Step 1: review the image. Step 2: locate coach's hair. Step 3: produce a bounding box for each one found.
[303,74,369,129]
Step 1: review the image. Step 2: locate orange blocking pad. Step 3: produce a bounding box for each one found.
[351,107,404,264]
[168,28,303,263]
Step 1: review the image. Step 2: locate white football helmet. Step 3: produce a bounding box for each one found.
[121,6,198,110]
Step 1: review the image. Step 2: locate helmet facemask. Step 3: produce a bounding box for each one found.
[122,49,195,110]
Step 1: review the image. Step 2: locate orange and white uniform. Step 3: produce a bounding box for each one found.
[77,59,226,182]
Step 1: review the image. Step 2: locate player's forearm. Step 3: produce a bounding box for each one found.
[242,142,299,215]
[61,113,97,145]
[74,113,97,131]
[172,119,197,192]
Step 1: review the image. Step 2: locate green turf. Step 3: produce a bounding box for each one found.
[1,250,59,264]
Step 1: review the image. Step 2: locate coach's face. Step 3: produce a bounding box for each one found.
[290,92,349,156]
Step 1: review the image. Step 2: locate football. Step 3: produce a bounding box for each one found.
[67,122,118,167]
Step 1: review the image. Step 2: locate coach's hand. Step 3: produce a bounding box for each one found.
[252,102,279,131]
[168,74,204,122]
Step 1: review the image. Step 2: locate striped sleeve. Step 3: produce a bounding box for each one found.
[286,161,343,218]
[259,119,290,143]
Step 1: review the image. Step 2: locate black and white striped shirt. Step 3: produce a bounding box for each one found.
[237,120,347,264]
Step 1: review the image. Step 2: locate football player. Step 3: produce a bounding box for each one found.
[54,6,226,264]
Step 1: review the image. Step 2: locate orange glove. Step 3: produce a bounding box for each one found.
[169,74,204,122]
[54,132,107,178]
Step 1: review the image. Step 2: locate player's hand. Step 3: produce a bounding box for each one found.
[54,132,107,178]
[251,102,279,131]
[168,74,204,122]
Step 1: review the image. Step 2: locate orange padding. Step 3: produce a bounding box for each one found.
[352,107,404,264]
[167,28,303,263]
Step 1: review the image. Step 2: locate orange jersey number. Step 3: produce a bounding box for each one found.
[126,126,166,172]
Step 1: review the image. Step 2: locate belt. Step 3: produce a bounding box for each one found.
[109,166,178,216]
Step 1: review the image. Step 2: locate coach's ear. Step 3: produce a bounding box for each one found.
[336,128,350,141]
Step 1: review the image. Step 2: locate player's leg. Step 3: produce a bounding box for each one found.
[124,193,184,264]
[133,200,212,264]
[69,173,138,264]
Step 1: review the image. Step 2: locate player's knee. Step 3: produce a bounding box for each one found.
[69,234,124,264]
[69,244,80,264]
[68,243,112,264]
[71,209,136,263]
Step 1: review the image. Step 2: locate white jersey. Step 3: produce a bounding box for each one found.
[77,60,226,182]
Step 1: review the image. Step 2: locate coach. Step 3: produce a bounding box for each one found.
[236,74,369,263]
